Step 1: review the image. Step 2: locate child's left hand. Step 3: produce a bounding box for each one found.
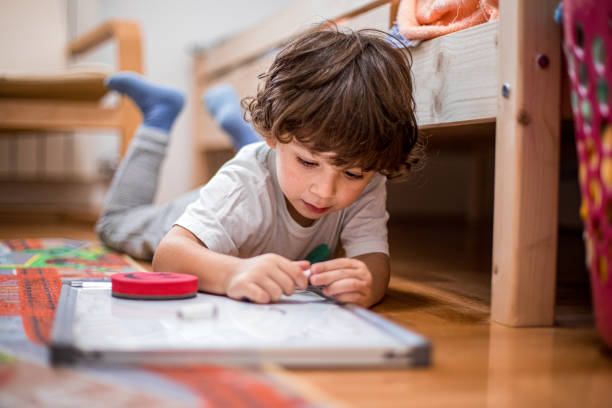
[308,258,373,307]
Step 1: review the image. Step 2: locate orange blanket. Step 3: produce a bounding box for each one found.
[397,0,499,41]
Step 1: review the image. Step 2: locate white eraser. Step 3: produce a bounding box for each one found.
[177,303,217,320]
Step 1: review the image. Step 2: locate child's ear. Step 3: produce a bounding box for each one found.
[264,137,277,149]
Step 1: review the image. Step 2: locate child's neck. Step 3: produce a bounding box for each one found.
[284,197,315,227]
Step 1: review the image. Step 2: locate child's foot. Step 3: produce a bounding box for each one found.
[106,72,185,133]
[203,84,260,150]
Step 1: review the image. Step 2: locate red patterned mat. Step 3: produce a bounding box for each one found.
[0,239,315,408]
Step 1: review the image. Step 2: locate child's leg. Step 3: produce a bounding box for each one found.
[107,72,184,133]
[203,83,260,150]
[96,72,197,260]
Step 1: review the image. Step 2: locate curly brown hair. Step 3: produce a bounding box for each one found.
[243,26,423,179]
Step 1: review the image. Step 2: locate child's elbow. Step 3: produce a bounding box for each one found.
[152,234,175,272]
[151,242,166,272]
[152,226,202,272]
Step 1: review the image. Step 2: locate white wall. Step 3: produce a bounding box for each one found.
[72,0,290,203]
[0,0,67,70]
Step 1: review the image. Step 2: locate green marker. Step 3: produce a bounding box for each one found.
[303,244,336,302]
[305,244,331,264]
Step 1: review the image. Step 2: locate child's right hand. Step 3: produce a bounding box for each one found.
[224,254,310,303]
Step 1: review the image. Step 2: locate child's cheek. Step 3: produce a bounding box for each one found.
[285,164,307,186]
[338,182,367,207]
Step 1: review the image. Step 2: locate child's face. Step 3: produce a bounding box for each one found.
[267,138,375,227]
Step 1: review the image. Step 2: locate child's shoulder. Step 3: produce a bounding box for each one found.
[206,141,280,213]
[214,141,274,187]
[224,141,270,171]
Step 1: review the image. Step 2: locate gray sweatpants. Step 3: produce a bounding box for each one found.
[95,126,200,260]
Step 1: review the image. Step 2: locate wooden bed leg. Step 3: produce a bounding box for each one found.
[389,0,400,28]
[491,0,562,326]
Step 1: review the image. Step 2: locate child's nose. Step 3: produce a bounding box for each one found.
[311,173,336,198]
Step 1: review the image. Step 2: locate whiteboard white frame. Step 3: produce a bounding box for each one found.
[50,279,431,367]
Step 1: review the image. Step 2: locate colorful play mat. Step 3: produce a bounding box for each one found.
[0,238,314,407]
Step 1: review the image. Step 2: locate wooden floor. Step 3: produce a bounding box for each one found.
[1,213,611,407]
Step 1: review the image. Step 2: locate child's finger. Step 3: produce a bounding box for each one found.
[310,258,360,274]
[268,266,297,295]
[276,259,309,289]
[258,276,284,302]
[323,278,368,298]
[309,269,351,286]
[334,291,366,305]
[236,282,270,304]
[294,260,311,270]
[309,265,371,287]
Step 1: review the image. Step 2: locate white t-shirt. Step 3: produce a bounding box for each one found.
[175,142,389,261]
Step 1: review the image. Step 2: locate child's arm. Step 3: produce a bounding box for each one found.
[308,252,390,308]
[153,225,310,303]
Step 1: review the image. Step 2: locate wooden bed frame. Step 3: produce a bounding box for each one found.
[0,20,143,157]
[192,0,564,327]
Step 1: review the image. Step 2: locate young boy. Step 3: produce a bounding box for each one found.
[97,27,420,308]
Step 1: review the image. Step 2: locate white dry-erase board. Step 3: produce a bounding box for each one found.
[50,279,431,367]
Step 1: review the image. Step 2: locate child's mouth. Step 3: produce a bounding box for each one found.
[303,200,331,214]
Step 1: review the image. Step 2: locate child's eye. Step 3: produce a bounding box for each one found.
[298,157,317,167]
[345,171,364,180]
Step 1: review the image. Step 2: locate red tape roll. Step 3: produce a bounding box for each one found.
[111,272,198,300]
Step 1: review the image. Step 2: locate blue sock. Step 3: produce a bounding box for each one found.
[203,84,260,150]
[106,72,185,133]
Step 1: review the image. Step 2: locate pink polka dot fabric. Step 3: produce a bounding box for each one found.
[563,0,612,347]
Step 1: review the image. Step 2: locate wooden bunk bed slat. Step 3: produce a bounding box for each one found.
[412,21,498,127]
[200,0,392,79]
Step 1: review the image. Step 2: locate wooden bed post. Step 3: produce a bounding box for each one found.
[491,0,562,326]
[68,20,144,157]
[389,0,400,28]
